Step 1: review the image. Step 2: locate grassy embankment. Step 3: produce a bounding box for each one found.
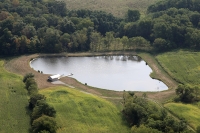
[64,0,159,17]
[0,60,30,133]
[165,103,200,129]
[156,50,200,130]
[39,86,129,133]
[156,50,200,86]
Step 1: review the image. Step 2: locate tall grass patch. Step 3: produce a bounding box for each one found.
[164,102,200,129]
[64,0,159,17]
[0,60,30,133]
[156,50,200,85]
[40,86,129,133]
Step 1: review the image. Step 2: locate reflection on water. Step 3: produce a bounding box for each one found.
[30,56,167,91]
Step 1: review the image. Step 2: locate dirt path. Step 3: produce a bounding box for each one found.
[4,53,123,98]
[137,53,178,102]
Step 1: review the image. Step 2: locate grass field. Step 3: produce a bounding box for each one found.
[156,50,200,85]
[39,86,129,133]
[164,102,200,129]
[0,60,30,133]
[64,0,159,17]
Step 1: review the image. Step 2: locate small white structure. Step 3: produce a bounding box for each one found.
[48,74,61,82]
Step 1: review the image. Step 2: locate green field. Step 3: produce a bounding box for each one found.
[164,102,200,129]
[156,50,200,85]
[0,60,30,133]
[39,86,129,133]
[64,0,159,17]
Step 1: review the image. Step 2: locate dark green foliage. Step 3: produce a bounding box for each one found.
[70,9,122,35]
[197,125,200,133]
[122,92,188,132]
[32,100,56,120]
[148,0,200,13]
[23,73,34,83]
[126,10,140,22]
[175,84,200,103]
[28,84,38,95]
[1,0,200,53]
[29,93,45,109]
[22,73,57,132]
[25,78,37,90]
[32,115,57,133]
[153,38,171,52]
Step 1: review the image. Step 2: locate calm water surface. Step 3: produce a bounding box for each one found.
[30,56,167,91]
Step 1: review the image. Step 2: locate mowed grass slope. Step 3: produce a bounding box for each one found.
[64,0,159,17]
[164,103,200,129]
[0,60,30,133]
[39,86,129,133]
[156,50,200,85]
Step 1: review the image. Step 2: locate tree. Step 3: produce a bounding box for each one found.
[103,32,114,50]
[130,36,150,50]
[121,36,129,50]
[190,12,200,27]
[137,19,153,40]
[28,84,38,95]
[175,84,196,103]
[12,0,20,7]
[32,115,57,133]
[32,100,56,120]
[90,32,102,51]
[29,93,45,109]
[23,73,34,83]
[77,18,94,30]
[185,29,200,49]
[18,35,30,54]
[21,25,37,39]
[126,10,140,22]
[60,33,70,50]
[153,38,170,52]
[25,77,37,90]
[42,28,62,53]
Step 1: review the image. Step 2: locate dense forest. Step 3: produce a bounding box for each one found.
[1,0,200,55]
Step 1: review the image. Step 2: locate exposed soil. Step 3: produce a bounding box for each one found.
[4,52,178,102]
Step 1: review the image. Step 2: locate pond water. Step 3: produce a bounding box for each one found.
[30,56,168,91]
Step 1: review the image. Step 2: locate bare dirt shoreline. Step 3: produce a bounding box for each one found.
[4,52,178,102]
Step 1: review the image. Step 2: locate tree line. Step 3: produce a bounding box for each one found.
[23,73,57,133]
[3,0,200,55]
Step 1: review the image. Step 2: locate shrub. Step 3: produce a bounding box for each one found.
[28,84,38,95]
[25,78,37,90]
[29,94,45,109]
[23,73,34,83]
[32,115,57,133]
[32,100,56,120]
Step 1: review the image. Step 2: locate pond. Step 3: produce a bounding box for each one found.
[30,56,167,91]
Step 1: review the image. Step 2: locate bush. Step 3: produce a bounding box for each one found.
[25,78,37,90]
[32,100,56,120]
[32,115,57,133]
[23,73,34,83]
[28,84,38,95]
[29,94,45,109]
